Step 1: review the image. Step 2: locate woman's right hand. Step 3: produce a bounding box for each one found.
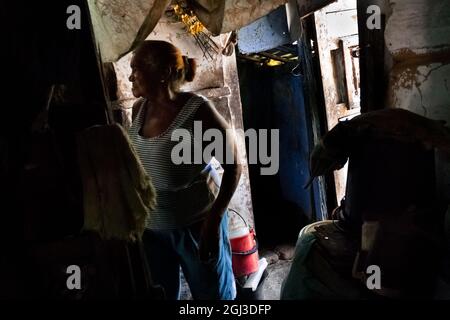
[198,211,221,262]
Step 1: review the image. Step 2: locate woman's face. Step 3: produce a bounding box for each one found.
[129,53,161,98]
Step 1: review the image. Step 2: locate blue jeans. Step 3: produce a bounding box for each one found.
[142,212,236,300]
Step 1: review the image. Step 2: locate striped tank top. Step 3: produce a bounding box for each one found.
[128,95,216,230]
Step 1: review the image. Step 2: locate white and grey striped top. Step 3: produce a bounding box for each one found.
[128,95,216,230]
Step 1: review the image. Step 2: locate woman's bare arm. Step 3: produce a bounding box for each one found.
[195,100,242,260]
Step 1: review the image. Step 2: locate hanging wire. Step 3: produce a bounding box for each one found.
[173,3,219,60]
[291,63,302,77]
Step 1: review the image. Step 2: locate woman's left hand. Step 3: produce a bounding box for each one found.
[199,212,222,262]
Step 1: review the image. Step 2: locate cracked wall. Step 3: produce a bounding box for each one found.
[385,0,450,122]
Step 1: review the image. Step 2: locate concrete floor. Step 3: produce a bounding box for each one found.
[179,246,294,300]
[258,259,292,300]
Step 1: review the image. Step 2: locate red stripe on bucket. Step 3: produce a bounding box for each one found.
[230,229,259,277]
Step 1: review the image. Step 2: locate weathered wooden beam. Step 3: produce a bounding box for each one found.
[357,0,388,113]
[296,0,337,18]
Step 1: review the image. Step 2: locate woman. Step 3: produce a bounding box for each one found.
[128,40,241,300]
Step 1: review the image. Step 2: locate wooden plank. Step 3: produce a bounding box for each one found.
[298,16,334,218]
[314,0,360,204]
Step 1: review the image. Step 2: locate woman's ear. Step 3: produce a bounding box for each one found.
[169,66,184,82]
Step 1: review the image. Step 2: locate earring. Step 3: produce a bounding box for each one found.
[160,79,165,83]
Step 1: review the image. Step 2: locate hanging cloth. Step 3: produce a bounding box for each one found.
[77,123,156,241]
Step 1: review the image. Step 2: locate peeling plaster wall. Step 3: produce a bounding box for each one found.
[385,0,450,122]
[222,46,255,229]
[113,14,254,229]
